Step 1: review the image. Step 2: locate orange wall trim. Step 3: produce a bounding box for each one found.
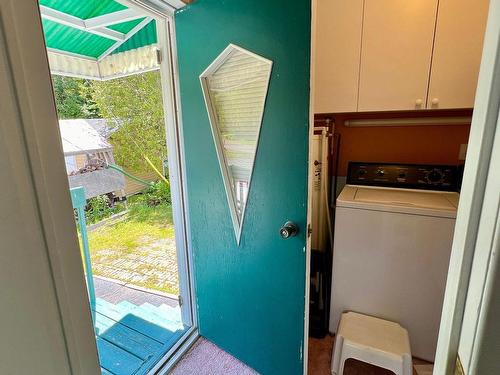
[316,111,471,176]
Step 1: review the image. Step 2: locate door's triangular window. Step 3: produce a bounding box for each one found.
[200,44,273,244]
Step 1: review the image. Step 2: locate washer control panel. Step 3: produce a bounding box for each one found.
[347,162,458,191]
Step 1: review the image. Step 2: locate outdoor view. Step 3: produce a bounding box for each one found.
[55,72,180,297]
[39,1,191,372]
[53,70,187,375]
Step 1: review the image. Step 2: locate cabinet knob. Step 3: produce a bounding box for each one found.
[431,98,439,107]
[415,99,423,108]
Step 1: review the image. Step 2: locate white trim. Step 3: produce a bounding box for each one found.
[434,1,500,373]
[48,45,160,80]
[47,47,97,61]
[39,5,126,42]
[165,14,199,333]
[47,50,101,80]
[99,44,159,77]
[199,44,273,245]
[154,327,200,374]
[100,65,159,81]
[1,1,100,373]
[114,0,177,18]
[85,9,142,29]
[459,102,500,374]
[344,116,472,127]
[98,16,153,61]
[303,1,317,373]
[156,15,196,327]
[49,70,103,81]
[159,0,187,10]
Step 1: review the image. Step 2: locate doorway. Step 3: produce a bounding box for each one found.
[38,0,195,373]
[307,0,494,374]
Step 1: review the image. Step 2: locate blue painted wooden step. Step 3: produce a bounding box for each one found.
[94,310,163,360]
[93,298,186,375]
[117,301,183,332]
[96,337,143,375]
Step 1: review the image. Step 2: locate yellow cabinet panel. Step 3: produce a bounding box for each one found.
[313,0,363,113]
[358,0,438,112]
[427,0,489,109]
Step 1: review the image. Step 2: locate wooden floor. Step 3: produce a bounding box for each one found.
[308,335,432,375]
[93,286,187,375]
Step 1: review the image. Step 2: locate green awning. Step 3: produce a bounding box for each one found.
[38,0,183,80]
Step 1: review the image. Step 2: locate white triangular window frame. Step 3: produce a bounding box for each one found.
[199,44,273,245]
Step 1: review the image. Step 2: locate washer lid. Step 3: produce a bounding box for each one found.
[337,185,459,218]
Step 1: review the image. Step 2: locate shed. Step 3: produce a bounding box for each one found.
[60,119,125,199]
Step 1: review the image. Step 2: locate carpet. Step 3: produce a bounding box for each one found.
[171,338,259,375]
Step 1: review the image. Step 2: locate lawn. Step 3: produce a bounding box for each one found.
[86,202,180,295]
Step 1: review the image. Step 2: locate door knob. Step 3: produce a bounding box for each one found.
[280,221,299,239]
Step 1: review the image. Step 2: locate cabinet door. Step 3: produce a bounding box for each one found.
[313,0,363,113]
[358,0,438,112]
[427,0,489,109]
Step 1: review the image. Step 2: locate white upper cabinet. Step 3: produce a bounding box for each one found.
[427,0,489,109]
[358,0,438,112]
[313,0,363,113]
[313,0,489,113]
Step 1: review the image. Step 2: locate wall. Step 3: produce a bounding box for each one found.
[123,169,157,196]
[175,0,310,374]
[0,1,100,373]
[317,112,471,177]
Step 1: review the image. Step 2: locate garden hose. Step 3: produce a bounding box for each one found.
[107,163,154,187]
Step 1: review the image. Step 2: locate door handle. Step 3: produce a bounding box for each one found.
[280,221,299,239]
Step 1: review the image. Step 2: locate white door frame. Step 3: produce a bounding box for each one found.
[434,1,500,373]
[1,0,198,373]
[126,1,200,371]
[127,0,197,335]
[0,1,100,373]
[458,68,500,374]
[303,1,318,374]
[128,1,201,372]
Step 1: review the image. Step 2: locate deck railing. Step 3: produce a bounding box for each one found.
[70,187,96,316]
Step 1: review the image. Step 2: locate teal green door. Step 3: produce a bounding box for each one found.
[175,1,311,374]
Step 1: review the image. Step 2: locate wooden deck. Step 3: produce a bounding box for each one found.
[93,296,186,375]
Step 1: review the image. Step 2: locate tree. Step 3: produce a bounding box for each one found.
[52,76,100,119]
[86,71,167,173]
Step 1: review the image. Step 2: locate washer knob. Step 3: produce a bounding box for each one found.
[426,169,444,184]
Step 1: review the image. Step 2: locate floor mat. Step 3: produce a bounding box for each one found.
[171,338,258,375]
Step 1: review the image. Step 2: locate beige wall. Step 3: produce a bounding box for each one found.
[123,169,158,196]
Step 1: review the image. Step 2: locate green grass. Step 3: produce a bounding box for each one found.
[84,202,179,295]
[88,204,174,252]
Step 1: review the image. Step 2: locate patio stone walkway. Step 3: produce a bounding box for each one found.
[91,237,179,295]
[94,276,179,307]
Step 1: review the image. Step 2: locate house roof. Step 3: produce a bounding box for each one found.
[59,119,113,156]
[40,0,186,80]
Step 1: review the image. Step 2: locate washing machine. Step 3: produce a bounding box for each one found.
[330,162,459,362]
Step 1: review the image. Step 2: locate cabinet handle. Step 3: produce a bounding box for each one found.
[415,99,423,108]
[431,98,439,107]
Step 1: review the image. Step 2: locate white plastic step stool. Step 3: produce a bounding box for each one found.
[331,312,413,375]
